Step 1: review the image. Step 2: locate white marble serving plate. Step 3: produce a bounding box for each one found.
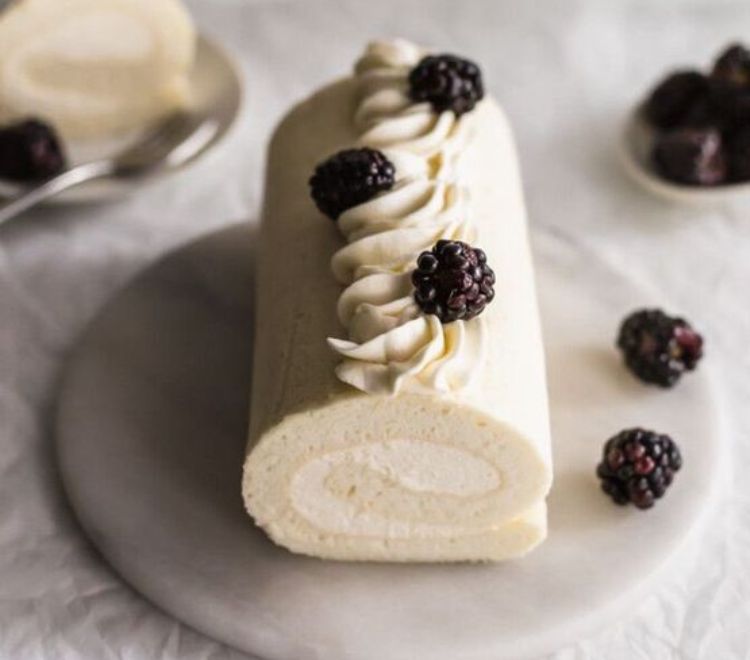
[619,107,750,204]
[0,35,243,205]
[55,224,724,660]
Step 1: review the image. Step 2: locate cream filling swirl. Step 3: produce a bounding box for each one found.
[289,439,501,538]
[327,40,487,396]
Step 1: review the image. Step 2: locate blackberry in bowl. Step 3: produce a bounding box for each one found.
[652,128,726,185]
[726,124,750,181]
[412,239,495,323]
[712,43,750,87]
[597,428,682,509]
[644,70,711,131]
[617,308,703,388]
[0,118,66,182]
[632,41,750,192]
[708,44,750,128]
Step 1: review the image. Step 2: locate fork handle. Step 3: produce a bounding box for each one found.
[0,160,115,227]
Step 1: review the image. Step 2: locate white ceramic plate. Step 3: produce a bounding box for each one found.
[55,225,724,660]
[0,35,243,205]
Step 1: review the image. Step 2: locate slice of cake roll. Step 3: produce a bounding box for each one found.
[243,40,552,562]
[0,0,195,139]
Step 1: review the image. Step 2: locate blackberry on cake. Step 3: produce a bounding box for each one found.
[408,54,484,117]
[617,309,704,387]
[309,147,395,220]
[412,240,495,323]
[0,119,66,181]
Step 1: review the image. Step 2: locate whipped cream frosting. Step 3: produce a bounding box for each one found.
[353,40,471,156]
[327,40,487,396]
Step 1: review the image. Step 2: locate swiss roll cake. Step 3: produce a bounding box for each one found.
[243,40,553,562]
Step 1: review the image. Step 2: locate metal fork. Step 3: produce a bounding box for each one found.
[0,112,219,226]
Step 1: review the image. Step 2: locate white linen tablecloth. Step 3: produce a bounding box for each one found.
[1,0,749,657]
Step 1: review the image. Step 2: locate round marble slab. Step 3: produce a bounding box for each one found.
[56,224,724,660]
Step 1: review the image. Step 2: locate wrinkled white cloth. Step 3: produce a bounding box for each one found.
[1,0,749,658]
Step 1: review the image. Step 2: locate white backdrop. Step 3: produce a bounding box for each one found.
[1,0,749,658]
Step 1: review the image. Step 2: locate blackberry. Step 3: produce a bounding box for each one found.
[597,428,682,509]
[411,240,495,323]
[408,54,484,117]
[309,148,395,220]
[644,71,710,130]
[725,125,750,181]
[617,309,704,388]
[708,79,750,127]
[709,44,750,126]
[712,43,750,87]
[0,119,66,181]
[652,128,727,185]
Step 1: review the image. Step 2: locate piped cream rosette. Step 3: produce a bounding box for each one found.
[328,150,483,395]
[243,40,552,562]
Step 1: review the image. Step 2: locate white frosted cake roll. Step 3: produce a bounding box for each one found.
[243,40,552,562]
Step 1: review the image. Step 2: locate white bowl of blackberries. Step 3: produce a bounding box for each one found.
[622,43,750,202]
